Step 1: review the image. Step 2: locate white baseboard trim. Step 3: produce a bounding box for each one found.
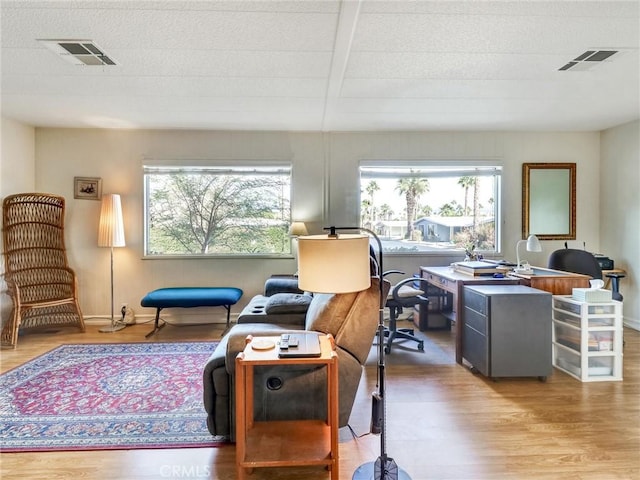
[82,311,238,326]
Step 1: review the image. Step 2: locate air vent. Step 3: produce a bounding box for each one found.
[38,39,117,66]
[559,50,618,71]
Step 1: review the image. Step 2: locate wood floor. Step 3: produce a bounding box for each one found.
[1,320,639,480]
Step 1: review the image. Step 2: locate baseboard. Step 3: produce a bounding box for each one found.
[623,317,640,332]
[82,311,238,326]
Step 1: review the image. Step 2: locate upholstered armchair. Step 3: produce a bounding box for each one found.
[203,277,384,441]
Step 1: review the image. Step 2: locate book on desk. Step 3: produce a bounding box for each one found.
[453,261,503,276]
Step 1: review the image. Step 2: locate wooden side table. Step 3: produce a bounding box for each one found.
[235,334,339,480]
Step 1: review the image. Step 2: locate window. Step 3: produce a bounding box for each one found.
[360,162,502,254]
[144,164,291,256]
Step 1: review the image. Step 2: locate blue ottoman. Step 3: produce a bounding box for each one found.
[140,287,243,337]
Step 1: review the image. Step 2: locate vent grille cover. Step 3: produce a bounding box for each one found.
[559,50,618,71]
[38,39,117,66]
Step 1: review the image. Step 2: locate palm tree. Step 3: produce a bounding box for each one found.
[458,176,476,215]
[379,203,393,221]
[438,200,463,217]
[418,204,433,218]
[365,181,380,222]
[361,199,372,229]
[395,176,429,239]
[471,177,479,243]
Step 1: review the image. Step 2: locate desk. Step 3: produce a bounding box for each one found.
[420,266,590,365]
[421,266,520,364]
[510,267,590,294]
[235,334,339,480]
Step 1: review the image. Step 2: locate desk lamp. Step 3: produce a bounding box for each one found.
[515,234,542,274]
[297,226,411,480]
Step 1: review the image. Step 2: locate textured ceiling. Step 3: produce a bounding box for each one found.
[1,0,639,131]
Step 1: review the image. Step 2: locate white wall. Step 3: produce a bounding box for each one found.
[601,120,639,329]
[33,129,326,323]
[26,128,605,325]
[0,116,35,325]
[326,131,602,274]
[1,116,35,196]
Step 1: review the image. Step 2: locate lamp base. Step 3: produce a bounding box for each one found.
[513,266,534,275]
[99,323,126,333]
[352,459,412,480]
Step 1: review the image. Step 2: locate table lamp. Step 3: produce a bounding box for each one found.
[515,234,542,274]
[297,226,411,480]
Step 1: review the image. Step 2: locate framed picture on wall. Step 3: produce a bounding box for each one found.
[74,177,102,200]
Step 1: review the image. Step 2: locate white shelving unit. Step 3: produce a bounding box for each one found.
[552,295,623,382]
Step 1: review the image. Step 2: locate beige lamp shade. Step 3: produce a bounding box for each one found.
[297,234,371,293]
[98,194,125,248]
[289,221,308,236]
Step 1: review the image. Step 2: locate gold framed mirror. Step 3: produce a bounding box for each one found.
[522,163,576,240]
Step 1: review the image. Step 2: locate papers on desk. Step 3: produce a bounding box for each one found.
[453,261,502,276]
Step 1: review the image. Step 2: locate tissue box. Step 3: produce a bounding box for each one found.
[572,288,612,303]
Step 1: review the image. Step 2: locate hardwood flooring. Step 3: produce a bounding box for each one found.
[1,320,638,480]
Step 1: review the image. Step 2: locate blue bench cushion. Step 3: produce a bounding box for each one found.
[141,287,243,309]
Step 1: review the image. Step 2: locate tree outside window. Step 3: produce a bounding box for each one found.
[360,163,502,254]
[144,165,291,256]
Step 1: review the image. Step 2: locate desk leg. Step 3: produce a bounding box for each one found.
[455,281,464,365]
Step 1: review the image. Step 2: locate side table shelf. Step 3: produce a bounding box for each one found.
[552,296,623,382]
[235,334,339,479]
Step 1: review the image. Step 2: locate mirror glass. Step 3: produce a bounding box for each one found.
[522,163,576,240]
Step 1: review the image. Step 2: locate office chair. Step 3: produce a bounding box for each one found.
[548,248,625,301]
[383,272,426,354]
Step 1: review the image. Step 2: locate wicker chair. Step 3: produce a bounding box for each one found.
[2,193,85,347]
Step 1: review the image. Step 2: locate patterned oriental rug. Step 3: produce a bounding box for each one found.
[0,342,223,452]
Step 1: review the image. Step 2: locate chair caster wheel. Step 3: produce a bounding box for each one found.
[384,345,391,354]
[417,342,424,351]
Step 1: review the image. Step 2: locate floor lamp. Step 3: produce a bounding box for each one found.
[98,193,126,333]
[296,226,411,480]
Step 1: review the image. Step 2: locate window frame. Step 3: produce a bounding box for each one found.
[359,160,504,256]
[142,160,293,259]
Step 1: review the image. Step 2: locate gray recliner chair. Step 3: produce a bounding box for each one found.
[202,277,384,440]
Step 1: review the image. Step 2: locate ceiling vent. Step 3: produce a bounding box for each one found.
[559,50,617,71]
[38,39,117,66]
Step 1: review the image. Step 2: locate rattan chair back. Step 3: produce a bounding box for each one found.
[2,193,85,347]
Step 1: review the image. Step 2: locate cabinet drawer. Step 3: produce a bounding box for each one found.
[553,309,616,328]
[464,307,487,336]
[553,297,617,316]
[463,288,487,315]
[463,325,488,375]
[554,345,614,378]
[425,273,455,293]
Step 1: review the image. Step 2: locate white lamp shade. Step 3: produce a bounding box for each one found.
[289,221,308,236]
[98,194,125,247]
[526,234,542,252]
[297,234,371,293]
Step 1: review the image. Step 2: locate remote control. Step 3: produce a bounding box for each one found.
[280,334,290,350]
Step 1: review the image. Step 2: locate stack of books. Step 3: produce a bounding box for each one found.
[453,261,502,276]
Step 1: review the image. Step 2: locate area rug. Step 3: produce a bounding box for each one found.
[0,342,223,452]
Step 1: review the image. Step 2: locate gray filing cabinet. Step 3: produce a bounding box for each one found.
[462,285,552,380]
